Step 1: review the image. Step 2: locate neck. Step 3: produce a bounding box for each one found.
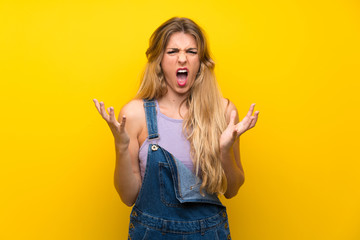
[158,91,189,118]
[160,87,190,106]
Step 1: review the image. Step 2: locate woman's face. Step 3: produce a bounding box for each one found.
[160,32,200,96]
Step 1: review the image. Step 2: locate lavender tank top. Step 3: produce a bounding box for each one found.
[138,100,194,180]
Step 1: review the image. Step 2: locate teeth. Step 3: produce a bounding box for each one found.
[177,69,188,73]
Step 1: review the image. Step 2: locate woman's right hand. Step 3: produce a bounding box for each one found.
[93,99,130,147]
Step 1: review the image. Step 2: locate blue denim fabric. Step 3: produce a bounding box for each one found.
[143,100,159,140]
[169,153,223,205]
[128,99,231,239]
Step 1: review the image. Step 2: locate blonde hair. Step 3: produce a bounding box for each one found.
[136,17,227,195]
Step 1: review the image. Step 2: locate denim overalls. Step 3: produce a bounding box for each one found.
[128,99,231,240]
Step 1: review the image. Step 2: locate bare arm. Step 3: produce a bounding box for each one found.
[93,99,143,206]
[220,100,259,198]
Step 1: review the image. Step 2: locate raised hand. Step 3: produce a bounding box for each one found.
[93,99,130,146]
[220,103,259,151]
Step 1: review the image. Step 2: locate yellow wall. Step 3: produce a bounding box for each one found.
[1,0,359,239]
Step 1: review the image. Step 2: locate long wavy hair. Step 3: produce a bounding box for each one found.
[136,17,227,195]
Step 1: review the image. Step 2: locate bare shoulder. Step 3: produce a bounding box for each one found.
[222,98,238,122]
[118,99,146,134]
[119,99,144,119]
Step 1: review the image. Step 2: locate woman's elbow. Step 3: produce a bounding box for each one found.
[224,176,245,199]
[122,198,135,207]
[114,184,137,207]
[118,192,136,207]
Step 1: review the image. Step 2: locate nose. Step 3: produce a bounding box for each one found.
[178,51,187,64]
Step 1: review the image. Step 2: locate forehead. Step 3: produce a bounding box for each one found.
[166,32,197,48]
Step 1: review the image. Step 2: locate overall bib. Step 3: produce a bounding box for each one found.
[128,99,231,240]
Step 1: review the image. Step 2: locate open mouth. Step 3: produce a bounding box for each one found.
[176,68,188,86]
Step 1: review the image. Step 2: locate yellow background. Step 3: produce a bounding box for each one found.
[1,0,359,239]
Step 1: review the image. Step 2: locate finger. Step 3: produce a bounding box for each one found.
[93,99,101,113]
[246,103,256,117]
[108,106,116,123]
[249,111,259,128]
[99,101,109,121]
[120,115,126,130]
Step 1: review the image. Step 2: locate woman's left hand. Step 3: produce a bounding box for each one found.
[220,103,259,151]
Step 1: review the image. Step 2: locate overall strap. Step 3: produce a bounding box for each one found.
[143,99,159,139]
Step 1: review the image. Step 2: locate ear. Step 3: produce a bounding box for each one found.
[196,62,202,77]
[156,61,163,74]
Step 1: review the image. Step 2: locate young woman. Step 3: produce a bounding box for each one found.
[93,17,259,239]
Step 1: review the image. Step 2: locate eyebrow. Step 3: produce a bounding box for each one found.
[166,47,198,50]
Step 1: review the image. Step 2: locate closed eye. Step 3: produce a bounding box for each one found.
[166,49,197,54]
[187,50,197,54]
[167,50,178,54]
